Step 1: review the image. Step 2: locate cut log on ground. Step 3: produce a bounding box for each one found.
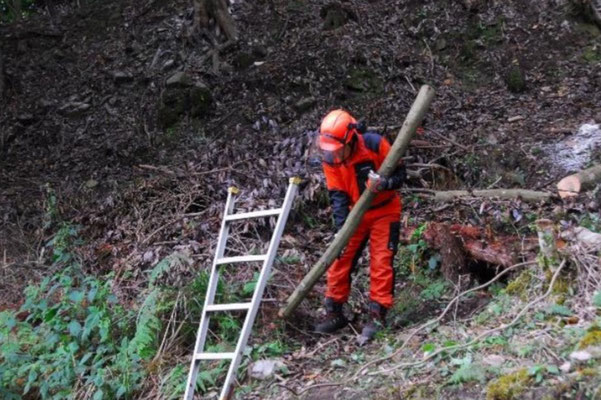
[557,165,601,199]
[279,85,436,319]
[422,223,469,283]
[433,189,551,202]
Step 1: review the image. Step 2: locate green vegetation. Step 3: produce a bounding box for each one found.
[577,325,601,349]
[504,60,526,93]
[486,369,531,400]
[0,220,278,399]
[504,270,532,300]
[582,45,601,63]
[0,0,36,22]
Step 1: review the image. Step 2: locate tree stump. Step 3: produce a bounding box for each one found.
[193,0,237,42]
[423,223,469,284]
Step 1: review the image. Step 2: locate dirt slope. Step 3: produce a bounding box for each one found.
[1,0,601,398]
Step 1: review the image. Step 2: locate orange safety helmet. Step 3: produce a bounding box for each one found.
[319,109,358,151]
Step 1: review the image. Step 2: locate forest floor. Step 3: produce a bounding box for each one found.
[1,0,601,399]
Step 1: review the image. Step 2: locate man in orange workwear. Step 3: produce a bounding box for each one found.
[314,109,405,343]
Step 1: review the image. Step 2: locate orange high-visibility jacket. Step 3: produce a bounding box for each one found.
[322,132,405,230]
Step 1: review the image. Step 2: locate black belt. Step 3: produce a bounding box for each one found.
[368,195,394,210]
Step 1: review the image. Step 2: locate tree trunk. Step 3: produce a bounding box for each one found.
[557,165,601,199]
[433,189,551,202]
[594,0,601,26]
[279,85,435,319]
[193,0,237,42]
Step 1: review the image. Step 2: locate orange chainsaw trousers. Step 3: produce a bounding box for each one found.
[325,199,401,309]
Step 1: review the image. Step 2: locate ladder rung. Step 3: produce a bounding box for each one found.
[216,255,267,265]
[225,208,282,221]
[205,303,252,312]
[195,352,235,360]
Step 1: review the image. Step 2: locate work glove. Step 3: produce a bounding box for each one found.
[366,170,387,193]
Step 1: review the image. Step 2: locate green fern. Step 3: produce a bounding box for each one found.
[128,289,162,360]
[149,251,191,287]
[160,365,187,399]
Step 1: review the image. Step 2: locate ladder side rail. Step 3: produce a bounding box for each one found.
[219,181,299,399]
[184,189,238,400]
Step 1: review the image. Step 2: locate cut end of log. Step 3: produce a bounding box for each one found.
[557,175,581,199]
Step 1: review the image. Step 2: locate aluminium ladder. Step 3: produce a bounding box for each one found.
[184,177,301,400]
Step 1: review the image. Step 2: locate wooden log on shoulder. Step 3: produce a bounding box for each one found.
[557,165,601,199]
[433,189,551,202]
[278,85,436,319]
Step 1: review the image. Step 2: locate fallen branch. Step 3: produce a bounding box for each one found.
[557,164,601,199]
[279,85,436,319]
[433,189,551,202]
[368,259,566,376]
[427,129,469,151]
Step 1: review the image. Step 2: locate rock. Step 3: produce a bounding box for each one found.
[158,82,212,129]
[344,67,383,93]
[59,101,91,117]
[111,71,133,83]
[85,179,98,189]
[570,350,592,361]
[294,97,316,113]
[249,359,285,380]
[435,38,447,51]
[189,84,212,118]
[162,59,175,70]
[482,354,505,367]
[166,71,193,88]
[17,113,35,124]
[559,362,571,373]
[320,3,355,30]
[143,251,154,263]
[233,52,256,70]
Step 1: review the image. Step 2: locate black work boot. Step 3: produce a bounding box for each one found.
[314,298,348,334]
[357,302,387,346]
